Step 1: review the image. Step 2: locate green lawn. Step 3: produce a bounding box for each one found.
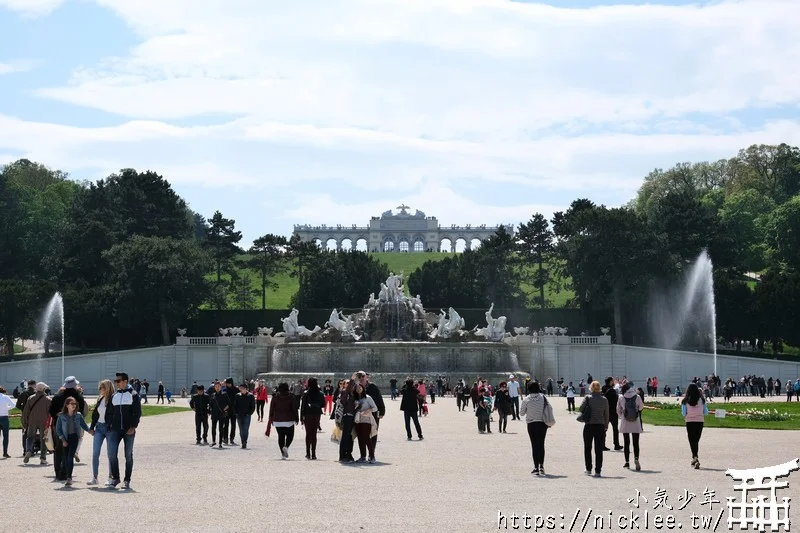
[641,401,800,430]
[7,404,189,431]
[214,252,574,309]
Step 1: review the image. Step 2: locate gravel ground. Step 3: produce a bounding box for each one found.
[3,395,799,533]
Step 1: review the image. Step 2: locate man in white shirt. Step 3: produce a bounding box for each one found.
[506,374,521,420]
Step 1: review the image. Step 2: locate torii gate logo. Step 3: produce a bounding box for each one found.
[726,458,800,532]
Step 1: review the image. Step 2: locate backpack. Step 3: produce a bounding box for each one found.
[623,395,639,422]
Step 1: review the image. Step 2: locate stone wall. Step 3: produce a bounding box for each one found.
[1,339,798,393]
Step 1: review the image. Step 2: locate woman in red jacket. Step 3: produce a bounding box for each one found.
[254,381,268,422]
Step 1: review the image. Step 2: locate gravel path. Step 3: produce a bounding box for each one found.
[4,395,798,533]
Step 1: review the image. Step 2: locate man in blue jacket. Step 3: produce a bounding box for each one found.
[107,372,141,490]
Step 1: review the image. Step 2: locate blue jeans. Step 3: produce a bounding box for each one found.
[107,430,135,482]
[92,423,110,480]
[0,416,9,454]
[237,415,251,445]
[63,433,80,479]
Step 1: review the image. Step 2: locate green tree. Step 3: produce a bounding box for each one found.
[204,210,242,284]
[767,194,800,269]
[517,213,555,309]
[730,144,800,204]
[475,226,525,308]
[103,236,211,345]
[753,267,800,346]
[292,250,389,308]
[287,235,321,308]
[718,190,776,272]
[247,234,288,309]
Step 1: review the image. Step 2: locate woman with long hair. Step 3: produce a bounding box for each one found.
[353,383,378,463]
[300,378,325,460]
[266,382,298,459]
[617,382,644,471]
[88,379,114,485]
[681,383,708,469]
[254,381,268,423]
[520,381,550,475]
[55,397,93,486]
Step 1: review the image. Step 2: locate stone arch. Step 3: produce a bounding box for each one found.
[383,234,396,252]
[440,238,452,252]
[470,237,482,250]
[412,234,425,252]
[455,237,467,252]
[325,238,338,251]
[340,237,353,251]
[313,238,323,248]
[355,237,368,251]
[397,233,411,252]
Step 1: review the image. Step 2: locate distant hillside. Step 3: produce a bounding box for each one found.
[213,252,573,309]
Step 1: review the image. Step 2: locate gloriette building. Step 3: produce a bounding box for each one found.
[293,204,513,252]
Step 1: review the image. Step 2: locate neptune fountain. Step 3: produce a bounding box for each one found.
[256,273,528,385]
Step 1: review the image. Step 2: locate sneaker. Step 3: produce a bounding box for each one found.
[368,457,376,464]
[203,439,208,444]
[624,462,630,469]
[230,440,238,446]
[311,454,317,460]
[305,454,311,459]
[614,446,624,451]
[210,442,216,447]
[3,453,10,458]
[694,459,700,469]
[73,454,80,463]
[281,446,289,459]
[532,467,539,475]
[635,459,641,471]
[196,440,201,445]
[218,443,223,449]
[355,457,367,463]
[539,466,545,476]
[594,472,602,478]
[64,478,72,486]
[107,479,120,489]
[40,459,47,465]
[23,452,31,464]
[241,443,247,449]
[691,456,698,466]
[407,436,412,441]
[87,478,98,486]
[418,436,423,440]
[585,470,592,476]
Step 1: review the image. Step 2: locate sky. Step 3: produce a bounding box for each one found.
[1,0,799,248]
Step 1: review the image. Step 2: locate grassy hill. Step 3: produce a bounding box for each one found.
[213,252,573,309]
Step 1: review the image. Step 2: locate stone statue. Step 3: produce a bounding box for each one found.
[414,209,426,218]
[436,307,465,339]
[177,328,187,337]
[408,294,424,317]
[600,327,611,336]
[367,292,378,307]
[230,327,243,336]
[219,328,230,336]
[325,309,346,331]
[281,308,321,338]
[257,327,274,337]
[474,303,507,342]
[513,327,529,336]
[378,283,389,302]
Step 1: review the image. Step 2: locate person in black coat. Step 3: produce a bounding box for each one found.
[190,385,211,444]
[210,382,231,448]
[399,379,423,441]
[364,374,386,453]
[602,377,623,451]
[234,384,256,449]
[48,377,86,481]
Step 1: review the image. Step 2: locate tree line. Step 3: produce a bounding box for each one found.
[1,142,799,352]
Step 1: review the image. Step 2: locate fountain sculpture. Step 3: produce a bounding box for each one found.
[40,292,65,383]
[257,274,523,385]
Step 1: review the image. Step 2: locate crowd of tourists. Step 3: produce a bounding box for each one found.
[6,373,140,489]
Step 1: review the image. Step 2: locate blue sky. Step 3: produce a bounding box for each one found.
[1,0,798,247]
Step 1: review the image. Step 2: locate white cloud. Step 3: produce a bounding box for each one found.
[0,0,64,16]
[0,59,38,75]
[3,0,800,240]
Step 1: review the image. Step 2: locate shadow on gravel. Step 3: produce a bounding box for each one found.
[629,470,662,475]
[536,475,568,479]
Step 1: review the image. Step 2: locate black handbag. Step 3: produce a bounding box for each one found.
[576,398,591,423]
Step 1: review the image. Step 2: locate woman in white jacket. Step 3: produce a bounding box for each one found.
[616,383,644,471]
[520,381,550,476]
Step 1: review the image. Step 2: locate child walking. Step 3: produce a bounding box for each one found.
[56,398,93,486]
